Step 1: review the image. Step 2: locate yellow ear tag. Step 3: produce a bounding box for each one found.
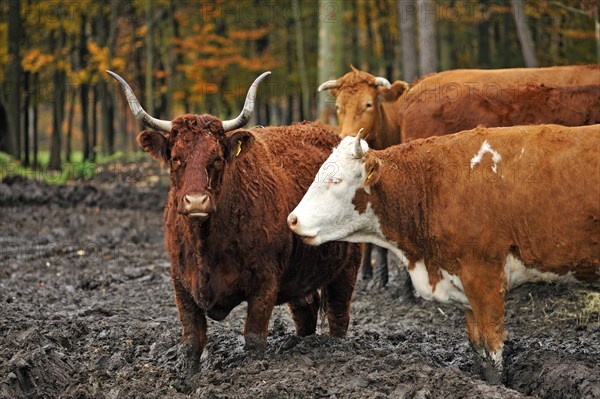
[367,172,373,180]
[235,140,242,157]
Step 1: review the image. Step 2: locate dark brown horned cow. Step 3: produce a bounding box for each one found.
[319,64,600,284]
[108,70,360,370]
[289,124,600,382]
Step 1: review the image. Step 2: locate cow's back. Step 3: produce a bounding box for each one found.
[400,65,600,141]
[407,124,600,282]
[412,65,599,87]
[247,122,340,203]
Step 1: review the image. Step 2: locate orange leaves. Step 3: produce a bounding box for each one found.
[22,49,55,74]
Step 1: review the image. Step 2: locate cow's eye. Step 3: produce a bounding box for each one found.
[365,102,373,109]
[171,158,184,170]
[328,177,342,187]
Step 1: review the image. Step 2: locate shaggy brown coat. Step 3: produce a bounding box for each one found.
[354,123,599,378]
[139,115,360,368]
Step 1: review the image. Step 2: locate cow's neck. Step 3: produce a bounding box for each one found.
[366,151,430,262]
[372,103,401,149]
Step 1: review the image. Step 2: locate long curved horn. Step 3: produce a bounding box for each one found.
[106,70,172,132]
[353,128,365,159]
[374,77,392,89]
[317,80,339,92]
[222,71,271,132]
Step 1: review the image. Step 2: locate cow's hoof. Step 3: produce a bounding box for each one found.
[482,364,502,384]
[472,355,503,384]
[177,344,200,377]
[277,335,301,352]
[244,333,267,354]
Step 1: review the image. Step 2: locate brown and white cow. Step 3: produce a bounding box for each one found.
[319,66,409,284]
[319,64,600,285]
[288,124,600,381]
[108,71,360,371]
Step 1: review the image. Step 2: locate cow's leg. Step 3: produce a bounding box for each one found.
[462,267,507,383]
[325,263,359,337]
[173,280,207,374]
[371,246,389,287]
[360,243,373,280]
[288,291,320,336]
[464,309,486,376]
[244,286,278,352]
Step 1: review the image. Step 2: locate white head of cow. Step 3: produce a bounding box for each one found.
[288,130,382,246]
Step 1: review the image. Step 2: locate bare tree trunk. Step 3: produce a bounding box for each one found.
[439,16,452,71]
[478,0,491,68]
[91,89,98,161]
[356,1,369,71]
[293,0,310,121]
[23,72,29,167]
[65,88,75,163]
[98,0,116,155]
[317,0,343,123]
[79,15,91,161]
[417,0,437,75]
[145,0,155,116]
[49,29,66,171]
[594,6,600,64]
[32,74,39,169]
[6,0,21,159]
[398,0,418,81]
[512,0,538,67]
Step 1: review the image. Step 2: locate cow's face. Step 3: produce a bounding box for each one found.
[138,114,254,223]
[325,68,408,143]
[335,85,381,142]
[288,136,382,245]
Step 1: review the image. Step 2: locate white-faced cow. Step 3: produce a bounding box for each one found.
[288,124,600,381]
[319,64,600,285]
[108,70,360,372]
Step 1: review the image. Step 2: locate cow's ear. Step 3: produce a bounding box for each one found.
[137,131,170,164]
[378,81,409,103]
[364,157,381,186]
[224,130,255,162]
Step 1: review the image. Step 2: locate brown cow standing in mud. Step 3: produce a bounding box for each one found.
[319,64,600,284]
[108,71,360,371]
[288,124,600,382]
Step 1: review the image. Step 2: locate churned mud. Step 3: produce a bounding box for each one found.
[1,175,598,399]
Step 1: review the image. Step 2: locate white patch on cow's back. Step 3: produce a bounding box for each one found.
[504,253,578,289]
[470,140,502,174]
[406,261,470,307]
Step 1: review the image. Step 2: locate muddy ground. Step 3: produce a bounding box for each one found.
[0,174,598,399]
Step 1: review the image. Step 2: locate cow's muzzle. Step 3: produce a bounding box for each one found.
[287,214,317,245]
[181,194,213,221]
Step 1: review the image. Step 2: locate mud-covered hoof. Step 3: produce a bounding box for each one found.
[177,344,200,377]
[482,364,502,384]
[472,353,503,384]
[360,265,373,281]
[278,335,301,352]
[244,333,267,353]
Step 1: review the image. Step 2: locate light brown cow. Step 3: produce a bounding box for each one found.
[320,64,600,146]
[288,124,600,382]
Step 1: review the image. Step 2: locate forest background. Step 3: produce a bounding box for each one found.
[0,0,597,174]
